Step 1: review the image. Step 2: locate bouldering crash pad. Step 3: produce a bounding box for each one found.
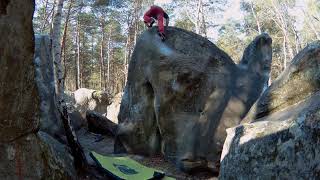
[90,151,175,180]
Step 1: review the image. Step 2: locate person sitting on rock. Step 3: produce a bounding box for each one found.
[143,5,169,41]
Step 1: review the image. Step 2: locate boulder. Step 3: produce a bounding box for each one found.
[69,110,86,131]
[107,92,123,124]
[38,132,76,178]
[0,1,76,178]
[220,41,320,179]
[116,27,272,172]
[86,110,118,136]
[0,132,76,179]
[35,35,86,135]
[0,0,39,142]
[242,41,320,123]
[74,88,112,118]
[34,35,64,138]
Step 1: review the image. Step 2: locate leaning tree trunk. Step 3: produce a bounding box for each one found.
[52,1,95,176]
[52,0,65,98]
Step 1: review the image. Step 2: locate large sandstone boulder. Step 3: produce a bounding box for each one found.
[220,41,320,179]
[74,88,112,119]
[116,27,272,172]
[0,1,76,178]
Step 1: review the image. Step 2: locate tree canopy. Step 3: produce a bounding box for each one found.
[33,0,320,93]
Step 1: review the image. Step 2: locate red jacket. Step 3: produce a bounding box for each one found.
[143,6,167,33]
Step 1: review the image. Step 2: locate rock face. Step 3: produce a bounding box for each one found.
[74,88,112,118]
[0,1,75,178]
[87,110,118,136]
[116,27,272,172]
[242,41,320,124]
[0,0,39,142]
[35,36,85,134]
[220,41,320,179]
[34,35,64,138]
[38,132,76,178]
[107,92,122,124]
[0,132,76,179]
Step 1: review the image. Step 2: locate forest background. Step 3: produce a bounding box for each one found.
[33,0,320,96]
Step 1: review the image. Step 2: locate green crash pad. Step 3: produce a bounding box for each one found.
[90,151,175,180]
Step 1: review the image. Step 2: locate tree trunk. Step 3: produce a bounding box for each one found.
[106,28,112,88]
[271,0,294,69]
[196,0,207,37]
[80,31,85,87]
[123,11,133,88]
[76,17,81,89]
[305,12,320,40]
[283,36,287,70]
[123,37,129,87]
[59,106,88,172]
[290,23,301,54]
[250,1,261,34]
[52,0,65,98]
[100,20,106,90]
[201,12,207,37]
[40,0,49,33]
[61,0,73,83]
[196,0,201,34]
[133,0,142,45]
[40,0,55,33]
[100,36,105,90]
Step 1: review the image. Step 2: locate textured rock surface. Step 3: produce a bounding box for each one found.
[220,41,320,179]
[0,133,76,179]
[243,41,320,123]
[116,27,272,172]
[38,132,76,178]
[34,35,64,137]
[74,88,112,118]
[34,37,85,134]
[0,0,39,142]
[87,110,117,136]
[107,92,122,123]
[0,1,76,178]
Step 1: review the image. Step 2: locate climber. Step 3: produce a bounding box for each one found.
[143,5,169,41]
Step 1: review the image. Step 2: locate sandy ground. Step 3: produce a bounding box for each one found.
[77,128,218,180]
